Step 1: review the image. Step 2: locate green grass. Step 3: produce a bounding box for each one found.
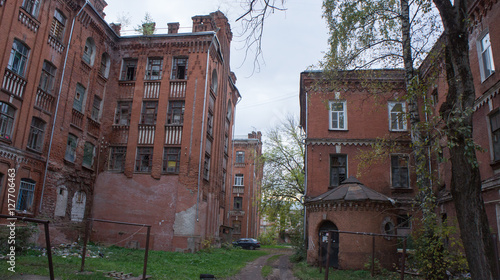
[0,245,268,280]
[292,261,422,280]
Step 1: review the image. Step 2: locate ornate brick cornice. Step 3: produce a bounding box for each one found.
[305,200,393,212]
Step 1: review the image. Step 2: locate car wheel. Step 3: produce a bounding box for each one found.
[249,245,255,250]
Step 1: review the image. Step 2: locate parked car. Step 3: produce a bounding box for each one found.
[232,238,261,250]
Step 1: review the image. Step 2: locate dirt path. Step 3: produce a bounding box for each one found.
[223,248,298,280]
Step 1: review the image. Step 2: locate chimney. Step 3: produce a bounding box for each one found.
[110,23,121,36]
[192,15,215,32]
[168,22,180,34]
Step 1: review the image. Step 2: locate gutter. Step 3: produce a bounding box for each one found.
[39,1,90,213]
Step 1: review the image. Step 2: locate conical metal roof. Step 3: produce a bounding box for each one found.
[306,176,394,204]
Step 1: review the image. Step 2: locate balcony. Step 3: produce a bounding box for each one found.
[87,117,100,137]
[138,124,155,145]
[2,69,27,98]
[144,82,160,99]
[165,125,182,145]
[18,9,39,33]
[118,81,135,99]
[47,34,65,53]
[229,210,245,216]
[233,186,244,194]
[71,109,84,129]
[170,80,186,98]
[111,125,129,144]
[34,88,55,113]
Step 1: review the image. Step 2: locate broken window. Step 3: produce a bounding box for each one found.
[65,133,78,162]
[140,101,158,125]
[27,117,45,152]
[114,101,132,126]
[16,178,36,212]
[235,151,245,163]
[145,57,162,80]
[171,57,188,80]
[109,146,126,172]
[82,142,95,168]
[121,58,138,81]
[163,147,180,173]
[135,147,153,172]
[167,101,184,125]
[391,154,409,188]
[50,9,66,41]
[233,197,243,210]
[330,155,347,188]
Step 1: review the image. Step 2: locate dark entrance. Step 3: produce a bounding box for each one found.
[319,221,339,268]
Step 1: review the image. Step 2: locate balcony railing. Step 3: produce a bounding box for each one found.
[165,125,182,145]
[71,109,84,128]
[87,117,100,136]
[138,124,155,144]
[2,69,27,98]
[144,82,160,99]
[233,186,244,194]
[170,80,186,98]
[229,210,245,216]
[48,34,65,53]
[34,88,55,113]
[18,9,39,32]
[111,125,129,144]
[118,81,135,99]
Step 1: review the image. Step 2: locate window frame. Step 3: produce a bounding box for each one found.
[145,57,163,80]
[171,57,188,80]
[135,147,153,173]
[65,134,78,162]
[163,147,181,174]
[16,178,36,212]
[82,37,96,65]
[167,101,185,125]
[82,141,95,168]
[8,39,30,77]
[477,31,495,82]
[0,102,16,142]
[27,117,45,152]
[330,154,347,188]
[73,83,86,112]
[109,146,127,172]
[235,151,245,163]
[114,101,132,126]
[388,101,407,131]
[91,95,102,122]
[120,58,138,81]
[329,100,347,130]
[391,154,410,189]
[233,197,243,210]
[490,110,500,161]
[99,52,110,78]
[21,0,41,18]
[140,101,158,125]
[39,61,56,94]
[234,174,244,186]
[50,9,66,41]
[203,155,211,181]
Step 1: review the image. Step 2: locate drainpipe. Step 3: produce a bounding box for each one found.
[39,1,90,213]
[196,32,217,222]
[303,90,308,246]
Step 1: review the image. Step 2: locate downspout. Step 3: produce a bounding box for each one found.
[39,1,89,213]
[227,96,241,225]
[303,90,308,246]
[196,33,217,222]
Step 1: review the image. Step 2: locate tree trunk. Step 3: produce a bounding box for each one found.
[434,0,496,278]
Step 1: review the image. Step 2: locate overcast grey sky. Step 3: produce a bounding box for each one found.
[103,0,329,137]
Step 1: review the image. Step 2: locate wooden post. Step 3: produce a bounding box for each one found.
[319,237,323,273]
[142,226,151,280]
[44,222,55,280]
[325,231,332,280]
[371,235,375,277]
[400,238,406,280]
[80,219,91,272]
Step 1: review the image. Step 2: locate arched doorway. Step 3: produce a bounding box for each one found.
[318,221,339,268]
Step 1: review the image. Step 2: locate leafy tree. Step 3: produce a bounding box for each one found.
[260,115,305,256]
[135,13,156,35]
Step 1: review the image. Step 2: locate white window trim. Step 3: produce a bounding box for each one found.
[388,101,407,131]
[328,100,347,130]
[234,174,244,186]
[477,30,495,82]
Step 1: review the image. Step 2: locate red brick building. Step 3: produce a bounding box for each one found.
[300,70,413,269]
[0,0,240,252]
[228,131,263,240]
[300,0,500,270]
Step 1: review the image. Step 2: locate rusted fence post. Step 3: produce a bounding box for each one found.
[0,214,54,280]
[143,226,151,280]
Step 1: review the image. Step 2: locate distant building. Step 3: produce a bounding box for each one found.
[229,132,263,240]
[0,0,240,252]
